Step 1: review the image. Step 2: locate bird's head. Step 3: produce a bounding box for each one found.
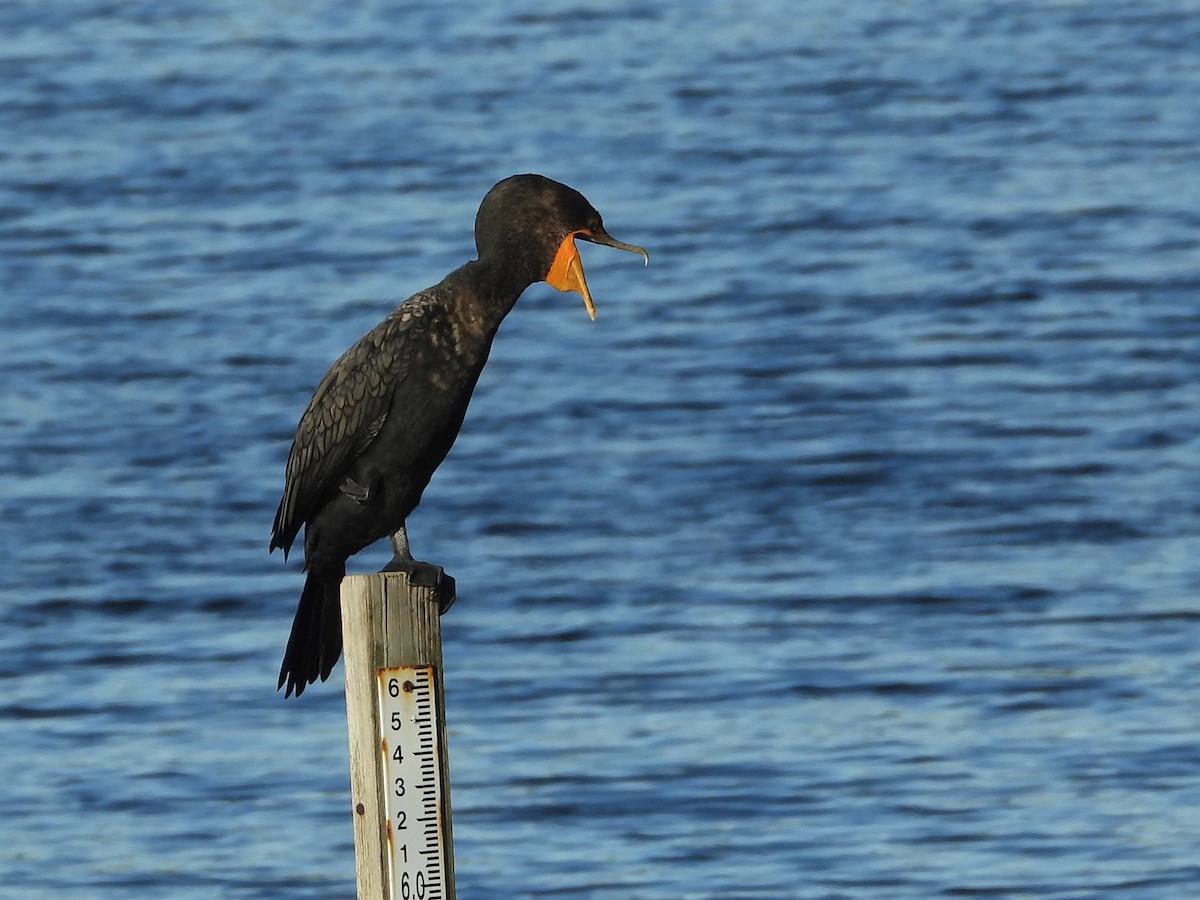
[474,174,648,319]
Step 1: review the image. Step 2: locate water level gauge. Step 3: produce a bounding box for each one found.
[377,665,447,900]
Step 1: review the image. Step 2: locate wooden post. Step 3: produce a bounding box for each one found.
[342,572,455,900]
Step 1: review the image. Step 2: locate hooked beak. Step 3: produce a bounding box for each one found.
[545,227,649,320]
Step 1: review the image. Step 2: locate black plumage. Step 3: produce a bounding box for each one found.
[270,174,647,697]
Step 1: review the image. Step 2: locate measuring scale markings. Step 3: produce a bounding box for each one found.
[378,665,445,900]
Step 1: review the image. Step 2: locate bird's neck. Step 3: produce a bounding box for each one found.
[446,256,537,339]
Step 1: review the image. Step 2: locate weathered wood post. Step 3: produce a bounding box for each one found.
[341,572,455,900]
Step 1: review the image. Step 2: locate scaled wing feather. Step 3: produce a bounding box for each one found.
[269,305,428,555]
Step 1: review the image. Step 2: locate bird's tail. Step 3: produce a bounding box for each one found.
[278,565,345,698]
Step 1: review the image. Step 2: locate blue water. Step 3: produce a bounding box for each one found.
[3,1,1199,897]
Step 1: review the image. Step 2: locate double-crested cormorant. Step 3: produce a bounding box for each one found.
[270,174,648,697]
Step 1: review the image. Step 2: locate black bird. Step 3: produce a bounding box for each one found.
[270,174,648,697]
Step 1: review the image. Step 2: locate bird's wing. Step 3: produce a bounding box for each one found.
[269,296,451,556]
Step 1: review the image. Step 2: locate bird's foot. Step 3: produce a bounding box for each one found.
[381,556,456,614]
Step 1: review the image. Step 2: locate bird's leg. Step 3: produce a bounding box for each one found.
[381,523,456,614]
[387,523,413,563]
